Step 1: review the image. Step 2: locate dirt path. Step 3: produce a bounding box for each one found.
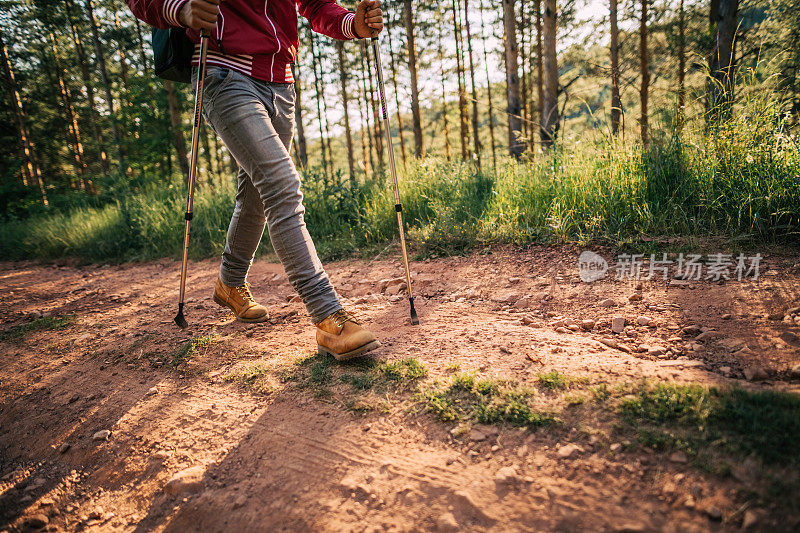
[1,246,799,532]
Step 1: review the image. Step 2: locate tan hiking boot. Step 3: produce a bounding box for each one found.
[213,279,268,323]
[316,309,380,361]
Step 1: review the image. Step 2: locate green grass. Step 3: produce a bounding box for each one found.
[171,334,217,366]
[377,358,428,383]
[621,382,800,465]
[0,315,76,342]
[2,93,798,263]
[419,372,556,428]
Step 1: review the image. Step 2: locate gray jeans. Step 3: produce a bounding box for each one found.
[198,66,342,323]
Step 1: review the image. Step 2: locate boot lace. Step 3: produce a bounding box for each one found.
[329,309,360,328]
[235,283,255,303]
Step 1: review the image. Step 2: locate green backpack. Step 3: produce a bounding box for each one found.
[152,28,194,84]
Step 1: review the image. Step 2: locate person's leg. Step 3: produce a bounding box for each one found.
[202,69,341,323]
[218,166,266,287]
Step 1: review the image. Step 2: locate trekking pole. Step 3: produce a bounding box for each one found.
[370,36,419,326]
[174,30,210,329]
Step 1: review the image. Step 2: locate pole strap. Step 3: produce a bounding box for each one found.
[184,212,193,221]
[395,203,402,213]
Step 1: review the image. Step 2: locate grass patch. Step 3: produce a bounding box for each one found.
[620,382,800,465]
[171,334,217,366]
[4,91,799,265]
[377,358,428,383]
[225,362,272,393]
[0,315,76,342]
[537,370,569,390]
[419,372,556,428]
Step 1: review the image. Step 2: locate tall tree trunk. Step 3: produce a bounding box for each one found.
[610,0,622,135]
[65,0,108,175]
[403,0,423,157]
[639,0,649,146]
[502,0,523,158]
[677,0,686,127]
[85,0,125,171]
[201,128,214,186]
[164,80,190,180]
[291,64,308,167]
[437,11,453,162]
[337,41,356,183]
[709,0,739,120]
[535,0,544,144]
[359,45,376,176]
[309,33,330,180]
[356,60,370,179]
[480,0,497,169]
[464,0,482,167]
[541,0,559,148]
[114,12,132,110]
[364,44,384,168]
[1,30,48,206]
[519,0,529,147]
[452,0,470,159]
[386,19,408,167]
[49,31,88,189]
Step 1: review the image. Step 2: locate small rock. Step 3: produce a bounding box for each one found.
[499,345,512,354]
[494,466,520,484]
[682,324,702,336]
[669,451,688,464]
[669,279,690,286]
[767,312,785,320]
[469,429,487,442]
[164,465,206,495]
[790,364,800,378]
[722,313,732,320]
[146,386,158,396]
[704,505,723,521]
[609,443,622,452]
[719,366,731,375]
[744,366,767,381]
[567,324,581,332]
[628,292,643,302]
[557,444,582,459]
[695,330,723,342]
[635,316,651,326]
[92,430,111,441]
[611,316,626,334]
[613,522,648,533]
[232,494,247,510]
[647,346,666,357]
[25,514,49,529]
[58,443,71,454]
[779,331,799,344]
[598,338,631,353]
[599,298,617,308]
[436,511,460,532]
[742,510,758,529]
[581,319,596,331]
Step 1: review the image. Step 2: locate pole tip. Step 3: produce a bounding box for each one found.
[409,297,420,326]
[174,303,188,329]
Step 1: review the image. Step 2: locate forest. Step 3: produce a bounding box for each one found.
[2,2,800,531]
[1,0,799,261]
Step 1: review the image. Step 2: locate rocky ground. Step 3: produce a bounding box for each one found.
[1,245,799,532]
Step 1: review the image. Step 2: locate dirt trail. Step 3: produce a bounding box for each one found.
[1,246,799,532]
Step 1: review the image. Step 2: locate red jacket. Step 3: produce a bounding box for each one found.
[127,0,358,83]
